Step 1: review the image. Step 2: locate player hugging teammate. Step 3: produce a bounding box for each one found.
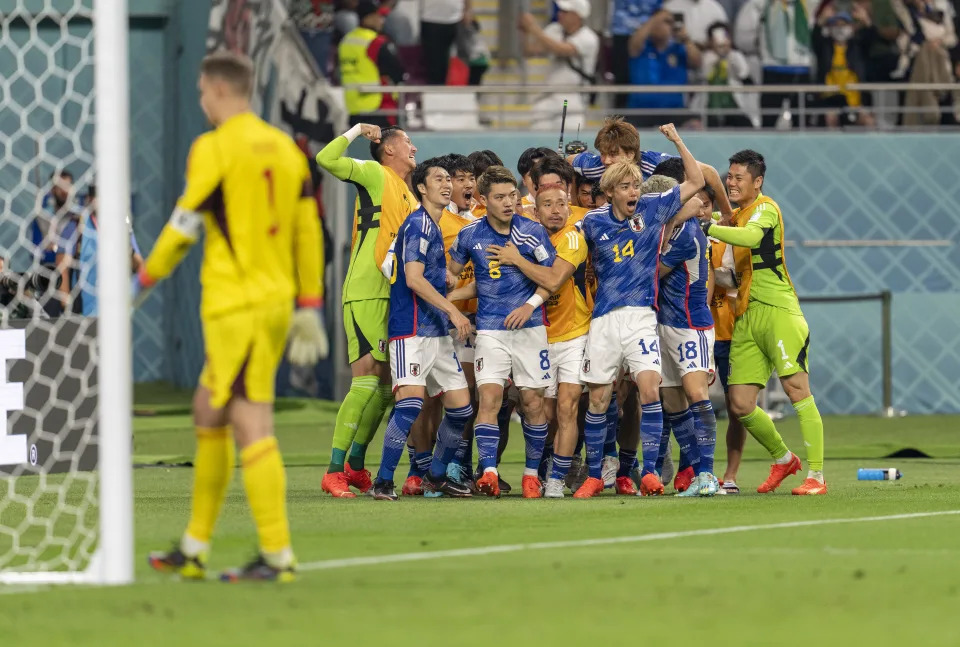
[313,115,826,501]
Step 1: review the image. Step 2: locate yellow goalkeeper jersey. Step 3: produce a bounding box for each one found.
[144,112,323,319]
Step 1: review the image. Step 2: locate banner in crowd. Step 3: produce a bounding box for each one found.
[206,0,347,146]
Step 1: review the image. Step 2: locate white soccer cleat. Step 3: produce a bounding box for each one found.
[698,473,720,497]
[544,477,565,498]
[601,456,619,488]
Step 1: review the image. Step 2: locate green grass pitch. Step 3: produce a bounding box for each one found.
[1,382,959,647]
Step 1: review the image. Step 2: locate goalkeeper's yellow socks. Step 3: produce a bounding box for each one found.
[183,425,234,553]
[329,376,379,472]
[740,406,790,461]
[241,436,293,563]
[348,383,393,471]
[793,396,824,472]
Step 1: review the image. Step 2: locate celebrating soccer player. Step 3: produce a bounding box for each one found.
[315,123,418,498]
[143,51,325,581]
[448,166,557,497]
[371,159,475,500]
[576,124,704,498]
[702,150,827,495]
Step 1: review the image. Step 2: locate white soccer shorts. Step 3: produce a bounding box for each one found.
[390,335,469,397]
[474,326,552,389]
[545,335,587,398]
[450,328,476,365]
[580,306,661,384]
[659,324,715,388]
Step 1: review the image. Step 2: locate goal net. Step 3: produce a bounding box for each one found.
[0,0,133,585]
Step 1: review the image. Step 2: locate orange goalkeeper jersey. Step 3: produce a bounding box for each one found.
[546,223,591,343]
[144,112,323,319]
[440,207,478,315]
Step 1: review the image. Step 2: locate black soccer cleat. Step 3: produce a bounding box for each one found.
[148,544,207,580]
[423,473,473,498]
[220,554,295,583]
[372,479,399,501]
[498,475,512,494]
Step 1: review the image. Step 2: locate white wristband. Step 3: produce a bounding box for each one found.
[525,294,544,308]
[343,124,362,143]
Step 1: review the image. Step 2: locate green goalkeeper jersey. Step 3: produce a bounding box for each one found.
[706,194,803,317]
[316,136,417,304]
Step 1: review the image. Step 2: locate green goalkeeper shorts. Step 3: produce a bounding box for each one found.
[343,299,389,364]
[728,301,810,387]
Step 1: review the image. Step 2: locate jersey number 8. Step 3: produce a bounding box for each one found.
[489,260,501,279]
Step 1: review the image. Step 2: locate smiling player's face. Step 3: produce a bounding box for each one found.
[726,163,762,206]
[420,166,452,211]
[389,131,417,172]
[610,179,641,220]
[480,182,517,228]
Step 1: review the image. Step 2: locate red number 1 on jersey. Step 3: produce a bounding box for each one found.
[263,168,279,235]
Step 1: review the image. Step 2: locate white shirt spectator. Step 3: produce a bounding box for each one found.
[420,0,465,24]
[532,22,600,130]
[663,0,730,46]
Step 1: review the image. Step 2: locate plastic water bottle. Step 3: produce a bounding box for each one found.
[857,468,902,481]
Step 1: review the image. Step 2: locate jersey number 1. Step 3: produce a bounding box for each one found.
[263,168,280,235]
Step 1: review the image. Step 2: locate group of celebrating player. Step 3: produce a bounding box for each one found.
[316,111,828,503]
[140,51,826,582]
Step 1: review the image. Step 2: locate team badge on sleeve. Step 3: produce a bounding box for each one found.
[534,244,549,262]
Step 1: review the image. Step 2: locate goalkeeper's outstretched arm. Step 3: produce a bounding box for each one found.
[315,124,384,188]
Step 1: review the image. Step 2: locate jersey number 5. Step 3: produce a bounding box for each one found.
[612,240,635,263]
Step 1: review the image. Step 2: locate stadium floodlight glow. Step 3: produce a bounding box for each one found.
[0,0,133,586]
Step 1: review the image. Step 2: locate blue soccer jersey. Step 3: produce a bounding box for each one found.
[449,214,556,331]
[389,207,450,339]
[571,150,677,181]
[658,219,713,329]
[580,185,682,318]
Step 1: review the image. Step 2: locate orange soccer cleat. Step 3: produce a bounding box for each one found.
[476,470,501,497]
[673,466,695,493]
[791,477,828,495]
[639,473,665,496]
[573,476,604,499]
[321,471,357,498]
[522,475,544,498]
[344,463,374,494]
[401,475,424,496]
[757,453,802,493]
[615,475,638,495]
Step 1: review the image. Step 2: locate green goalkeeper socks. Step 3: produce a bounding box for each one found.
[740,406,789,461]
[329,376,379,472]
[793,395,824,471]
[348,384,393,470]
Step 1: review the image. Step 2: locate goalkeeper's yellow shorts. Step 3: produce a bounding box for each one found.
[728,302,810,387]
[199,303,292,409]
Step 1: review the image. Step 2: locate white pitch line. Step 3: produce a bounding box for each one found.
[299,509,960,573]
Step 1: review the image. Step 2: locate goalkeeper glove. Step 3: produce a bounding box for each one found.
[287,304,329,366]
[131,268,156,309]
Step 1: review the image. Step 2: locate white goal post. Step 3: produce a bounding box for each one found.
[0,0,133,586]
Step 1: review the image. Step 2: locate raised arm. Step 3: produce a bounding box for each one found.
[659,124,704,203]
[315,123,384,185]
[629,10,670,56]
[699,163,733,219]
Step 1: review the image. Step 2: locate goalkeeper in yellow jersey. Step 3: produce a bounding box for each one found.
[140,51,327,582]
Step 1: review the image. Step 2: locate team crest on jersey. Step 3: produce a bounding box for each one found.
[378,340,387,354]
[628,216,645,233]
[475,358,483,372]
[409,363,421,376]
[582,359,590,373]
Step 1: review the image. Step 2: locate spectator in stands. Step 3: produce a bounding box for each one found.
[691,21,759,127]
[293,0,336,79]
[610,0,665,108]
[32,169,81,316]
[734,0,814,127]
[663,0,730,46]
[339,0,405,127]
[419,0,471,84]
[811,8,876,127]
[334,0,360,43]
[382,0,416,46]
[627,9,702,127]
[519,0,600,132]
[892,0,960,124]
[457,16,490,85]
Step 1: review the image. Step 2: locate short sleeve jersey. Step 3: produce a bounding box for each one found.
[449,214,556,331]
[546,224,591,343]
[709,237,735,340]
[389,208,450,339]
[580,186,681,318]
[572,150,678,182]
[658,219,713,329]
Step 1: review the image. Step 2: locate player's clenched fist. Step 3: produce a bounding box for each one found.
[358,124,382,142]
[659,123,681,143]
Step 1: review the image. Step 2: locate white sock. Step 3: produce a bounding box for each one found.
[808,470,824,483]
[483,466,498,474]
[180,533,209,558]
[523,467,538,477]
[263,547,295,569]
[775,451,794,465]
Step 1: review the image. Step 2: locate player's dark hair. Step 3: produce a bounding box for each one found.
[701,184,716,204]
[594,116,640,161]
[590,183,604,203]
[477,165,517,198]
[467,149,504,177]
[517,146,558,178]
[200,50,254,97]
[530,155,575,190]
[51,169,73,181]
[438,153,473,177]
[652,157,685,183]
[370,127,405,163]
[729,149,766,183]
[706,21,732,42]
[411,157,446,203]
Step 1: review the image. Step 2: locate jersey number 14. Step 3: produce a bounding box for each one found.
[612,240,634,263]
